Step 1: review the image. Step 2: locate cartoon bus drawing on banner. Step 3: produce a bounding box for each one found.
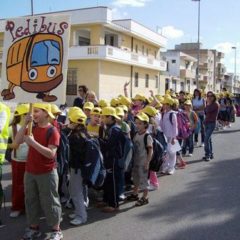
[1,33,63,102]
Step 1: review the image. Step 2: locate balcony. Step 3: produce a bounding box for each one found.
[180,69,195,79]
[68,45,167,71]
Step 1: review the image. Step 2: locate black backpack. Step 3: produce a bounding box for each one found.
[144,133,165,172]
[47,127,70,176]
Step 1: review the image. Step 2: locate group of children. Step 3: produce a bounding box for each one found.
[4,86,236,240]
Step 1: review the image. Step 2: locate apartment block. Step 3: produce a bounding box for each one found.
[162,50,197,93]
[0,7,167,105]
[175,43,225,92]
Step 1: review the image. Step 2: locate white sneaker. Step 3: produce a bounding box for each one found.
[68,213,76,219]
[188,153,193,157]
[147,184,158,191]
[70,217,86,226]
[200,143,204,147]
[10,211,21,218]
[84,197,89,208]
[119,194,126,201]
[167,169,175,175]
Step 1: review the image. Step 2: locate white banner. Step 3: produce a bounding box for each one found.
[1,14,70,104]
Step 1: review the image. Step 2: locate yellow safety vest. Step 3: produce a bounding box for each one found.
[0,102,10,164]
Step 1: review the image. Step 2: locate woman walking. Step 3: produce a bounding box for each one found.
[203,92,219,161]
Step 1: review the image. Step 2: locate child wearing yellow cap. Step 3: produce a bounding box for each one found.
[65,108,88,226]
[9,104,29,218]
[87,108,102,138]
[127,112,153,206]
[14,103,62,239]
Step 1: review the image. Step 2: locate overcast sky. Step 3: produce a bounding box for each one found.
[1,0,239,73]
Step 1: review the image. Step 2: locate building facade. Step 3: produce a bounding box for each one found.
[175,43,225,93]
[0,7,167,105]
[162,50,197,93]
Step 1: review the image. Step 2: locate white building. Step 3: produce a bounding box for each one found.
[162,50,197,93]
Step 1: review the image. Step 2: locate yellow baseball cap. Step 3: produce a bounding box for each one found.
[135,112,149,123]
[119,96,132,106]
[110,98,120,107]
[33,103,55,119]
[132,94,146,102]
[68,107,83,118]
[51,104,61,115]
[90,107,102,115]
[184,100,192,106]
[14,104,30,116]
[141,106,158,117]
[162,97,174,106]
[115,107,124,117]
[155,102,163,109]
[83,102,94,111]
[98,99,110,108]
[69,110,87,125]
[101,107,120,120]
[119,105,128,112]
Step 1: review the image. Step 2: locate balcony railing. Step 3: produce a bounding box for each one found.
[68,45,167,71]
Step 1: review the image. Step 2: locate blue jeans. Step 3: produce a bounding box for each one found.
[182,133,194,154]
[204,122,216,158]
[194,114,205,143]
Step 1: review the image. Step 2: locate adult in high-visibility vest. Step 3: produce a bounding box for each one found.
[0,102,11,226]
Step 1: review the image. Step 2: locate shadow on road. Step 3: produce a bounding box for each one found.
[136,158,240,240]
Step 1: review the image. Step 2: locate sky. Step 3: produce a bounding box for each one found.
[1,0,239,73]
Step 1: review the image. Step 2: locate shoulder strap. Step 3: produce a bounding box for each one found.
[169,112,174,125]
[46,126,55,144]
[144,133,150,152]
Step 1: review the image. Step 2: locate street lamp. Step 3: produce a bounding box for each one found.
[232,46,237,94]
[192,0,201,89]
[31,0,34,15]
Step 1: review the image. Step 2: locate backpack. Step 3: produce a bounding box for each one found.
[169,111,192,139]
[46,127,70,176]
[118,135,134,172]
[144,133,165,172]
[81,137,106,188]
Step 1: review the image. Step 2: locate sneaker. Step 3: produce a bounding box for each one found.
[147,184,158,191]
[202,156,210,162]
[47,230,63,240]
[21,227,41,240]
[68,213,76,219]
[194,142,198,147]
[188,153,193,157]
[119,194,126,201]
[65,200,73,209]
[70,217,86,226]
[10,210,21,218]
[0,220,5,228]
[167,169,175,175]
[200,143,204,147]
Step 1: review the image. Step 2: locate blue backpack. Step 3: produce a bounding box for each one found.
[144,133,165,172]
[81,137,106,188]
[46,126,70,176]
[118,135,134,172]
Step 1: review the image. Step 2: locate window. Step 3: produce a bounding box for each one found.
[67,68,78,95]
[134,72,139,87]
[154,50,157,59]
[146,48,149,56]
[78,36,90,46]
[31,40,60,67]
[155,75,159,88]
[142,45,145,55]
[0,40,3,47]
[172,59,176,64]
[135,44,138,53]
[145,74,149,88]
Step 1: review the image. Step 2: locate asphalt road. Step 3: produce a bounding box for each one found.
[1,119,240,240]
